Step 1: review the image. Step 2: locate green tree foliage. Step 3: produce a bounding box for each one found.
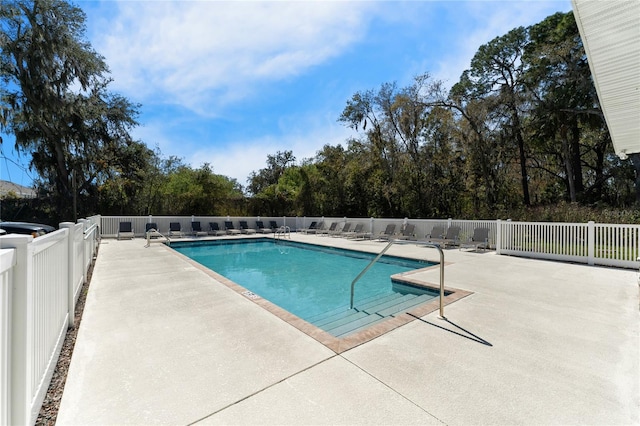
[443,11,632,214]
[247,11,632,220]
[247,150,298,215]
[96,144,167,215]
[99,152,244,216]
[338,75,466,218]
[157,162,243,215]
[2,5,632,222]
[452,27,532,206]
[0,0,141,221]
[524,12,622,204]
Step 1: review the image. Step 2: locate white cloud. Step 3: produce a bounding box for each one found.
[92,1,375,116]
[130,106,357,187]
[187,114,356,187]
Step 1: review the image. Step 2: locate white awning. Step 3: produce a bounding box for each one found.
[572,0,640,159]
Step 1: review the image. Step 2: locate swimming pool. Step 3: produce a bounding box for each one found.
[172,239,439,337]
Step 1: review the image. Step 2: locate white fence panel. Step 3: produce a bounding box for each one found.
[594,223,640,268]
[83,223,99,274]
[86,215,101,229]
[0,216,99,425]
[101,215,151,238]
[71,223,84,303]
[0,249,16,426]
[500,221,589,263]
[99,215,640,270]
[2,230,69,426]
[27,230,69,426]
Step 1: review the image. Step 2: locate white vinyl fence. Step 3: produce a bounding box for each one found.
[1,212,635,425]
[102,215,640,269]
[497,220,640,269]
[0,217,99,426]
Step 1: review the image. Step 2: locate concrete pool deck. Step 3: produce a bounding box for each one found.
[56,234,639,425]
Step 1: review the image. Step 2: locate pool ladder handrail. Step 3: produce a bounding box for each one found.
[145,228,170,247]
[275,225,291,239]
[350,239,446,318]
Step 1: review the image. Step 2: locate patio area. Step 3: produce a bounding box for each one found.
[55,234,639,425]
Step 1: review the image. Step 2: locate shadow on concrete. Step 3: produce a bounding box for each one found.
[408,314,493,347]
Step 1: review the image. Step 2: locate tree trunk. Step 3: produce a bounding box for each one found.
[511,106,530,206]
[516,131,530,206]
[630,153,640,203]
[570,118,584,196]
[560,126,577,202]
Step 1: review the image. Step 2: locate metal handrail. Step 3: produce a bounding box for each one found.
[350,239,446,318]
[145,229,170,247]
[275,225,291,239]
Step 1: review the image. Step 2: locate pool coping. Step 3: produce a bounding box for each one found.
[167,239,472,354]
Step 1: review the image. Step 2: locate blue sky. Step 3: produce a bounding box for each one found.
[0,0,571,189]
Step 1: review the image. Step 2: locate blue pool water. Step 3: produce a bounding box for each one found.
[172,239,436,321]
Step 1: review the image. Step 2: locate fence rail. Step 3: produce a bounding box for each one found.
[101,215,640,269]
[0,217,99,426]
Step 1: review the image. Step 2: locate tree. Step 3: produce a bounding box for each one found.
[453,27,532,206]
[339,75,468,218]
[246,150,298,215]
[157,163,242,215]
[524,11,617,204]
[96,140,158,215]
[444,88,518,215]
[0,0,140,221]
[247,150,296,196]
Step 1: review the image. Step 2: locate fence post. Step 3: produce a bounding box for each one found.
[78,220,89,285]
[0,248,15,426]
[2,235,33,426]
[496,219,502,254]
[587,221,595,266]
[91,215,100,238]
[59,222,76,328]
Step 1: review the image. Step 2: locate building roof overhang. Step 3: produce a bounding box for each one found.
[571,0,640,159]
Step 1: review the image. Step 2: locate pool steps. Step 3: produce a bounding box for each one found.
[324,314,388,337]
[309,291,437,337]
